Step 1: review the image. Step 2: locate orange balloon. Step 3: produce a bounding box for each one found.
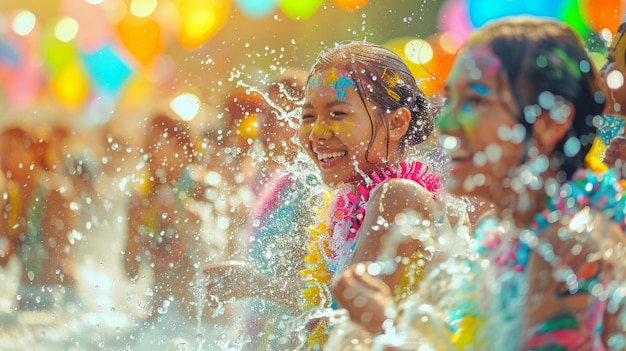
[117,16,164,66]
[420,33,459,98]
[49,59,90,109]
[384,34,459,99]
[333,0,368,12]
[582,0,622,35]
[177,0,230,49]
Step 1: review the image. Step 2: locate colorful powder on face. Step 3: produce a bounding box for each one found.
[469,82,493,97]
[325,68,357,100]
[303,119,356,138]
[308,68,357,101]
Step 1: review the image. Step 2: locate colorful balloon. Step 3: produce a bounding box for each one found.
[0,33,43,109]
[437,0,473,45]
[333,0,368,12]
[42,28,77,74]
[468,0,565,28]
[581,0,622,35]
[49,59,90,109]
[279,0,323,20]
[117,15,164,66]
[81,43,133,95]
[558,0,591,38]
[60,0,112,51]
[177,0,230,49]
[235,0,277,18]
[384,34,458,99]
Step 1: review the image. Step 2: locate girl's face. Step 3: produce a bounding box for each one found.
[436,45,524,201]
[299,68,388,186]
[600,32,626,114]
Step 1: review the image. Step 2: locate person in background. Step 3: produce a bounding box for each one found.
[124,114,205,323]
[204,69,320,350]
[0,125,80,311]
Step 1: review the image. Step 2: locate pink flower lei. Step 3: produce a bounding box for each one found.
[323,160,442,274]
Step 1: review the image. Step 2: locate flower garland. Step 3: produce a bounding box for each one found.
[450,168,626,350]
[299,161,442,350]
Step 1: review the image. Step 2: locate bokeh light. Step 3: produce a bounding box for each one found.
[12,10,36,36]
[170,92,200,121]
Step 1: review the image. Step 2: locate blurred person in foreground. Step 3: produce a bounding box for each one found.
[329,17,626,351]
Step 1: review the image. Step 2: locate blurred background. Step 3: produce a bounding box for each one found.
[0,0,621,134]
[0,1,624,350]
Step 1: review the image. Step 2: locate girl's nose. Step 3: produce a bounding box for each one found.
[309,120,333,142]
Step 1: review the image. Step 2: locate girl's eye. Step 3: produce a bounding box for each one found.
[329,111,345,118]
[301,112,315,121]
[465,95,486,108]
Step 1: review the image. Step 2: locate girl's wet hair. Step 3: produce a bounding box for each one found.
[467,17,605,179]
[307,40,434,157]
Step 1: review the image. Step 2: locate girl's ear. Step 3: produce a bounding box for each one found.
[532,101,575,150]
[389,107,411,141]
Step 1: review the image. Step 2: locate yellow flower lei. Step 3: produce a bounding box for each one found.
[300,190,334,349]
[299,161,442,349]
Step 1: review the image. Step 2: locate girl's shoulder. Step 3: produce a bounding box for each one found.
[367,177,440,221]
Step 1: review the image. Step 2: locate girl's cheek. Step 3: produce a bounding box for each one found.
[435,108,459,133]
[331,120,356,136]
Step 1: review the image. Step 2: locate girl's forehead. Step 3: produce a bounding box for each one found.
[460,44,502,78]
[307,67,357,100]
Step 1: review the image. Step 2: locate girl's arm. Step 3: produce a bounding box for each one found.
[350,178,439,289]
[331,178,440,332]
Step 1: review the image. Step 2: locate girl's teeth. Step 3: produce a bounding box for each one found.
[318,151,346,161]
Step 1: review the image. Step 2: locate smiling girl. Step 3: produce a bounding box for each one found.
[297,41,450,349]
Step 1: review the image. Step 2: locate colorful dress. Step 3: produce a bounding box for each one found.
[242,173,315,351]
[585,115,625,174]
[299,161,442,350]
[449,168,626,350]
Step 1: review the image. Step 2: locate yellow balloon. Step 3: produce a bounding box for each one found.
[49,59,90,109]
[177,0,230,49]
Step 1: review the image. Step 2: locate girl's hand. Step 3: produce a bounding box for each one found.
[603,136,626,176]
[331,262,395,335]
[203,261,257,306]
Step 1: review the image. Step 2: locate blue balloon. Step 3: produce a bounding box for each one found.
[468,0,566,28]
[0,39,20,67]
[81,43,133,96]
[235,0,278,18]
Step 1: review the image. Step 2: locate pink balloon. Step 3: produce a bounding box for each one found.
[437,0,473,44]
[61,0,111,51]
[0,32,44,109]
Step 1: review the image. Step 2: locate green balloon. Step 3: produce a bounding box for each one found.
[559,0,591,38]
[41,28,76,75]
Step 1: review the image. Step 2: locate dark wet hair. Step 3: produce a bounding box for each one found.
[467,17,604,179]
[307,40,434,159]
